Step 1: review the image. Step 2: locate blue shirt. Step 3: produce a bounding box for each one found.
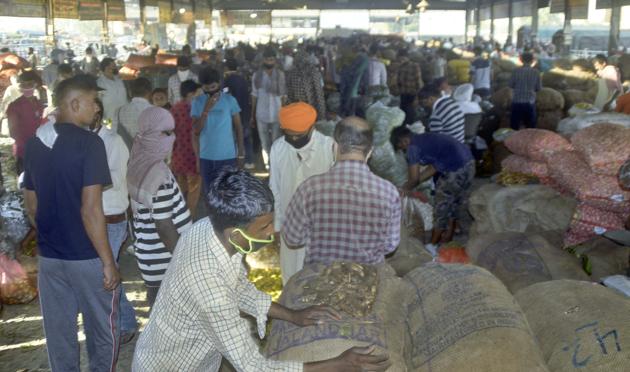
[407,133,473,173]
[23,123,112,260]
[191,92,241,161]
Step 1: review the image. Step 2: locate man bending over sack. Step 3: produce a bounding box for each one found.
[282,117,401,266]
[394,127,475,255]
[132,168,390,372]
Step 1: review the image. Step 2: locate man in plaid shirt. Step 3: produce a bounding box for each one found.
[397,49,424,124]
[509,52,541,130]
[283,117,401,266]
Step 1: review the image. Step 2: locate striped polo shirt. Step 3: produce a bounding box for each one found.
[429,96,466,143]
[131,176,192,286]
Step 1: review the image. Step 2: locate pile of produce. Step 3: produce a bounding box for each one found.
[496,170,540,186]
[301,262,377,318]
[248,268,282,301]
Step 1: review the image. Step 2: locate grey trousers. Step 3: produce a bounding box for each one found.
[38,256,120,372]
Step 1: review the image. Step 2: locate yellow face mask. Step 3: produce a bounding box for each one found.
[228,228,275,255]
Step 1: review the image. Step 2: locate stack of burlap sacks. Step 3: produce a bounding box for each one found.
[264,261,630,372]
[542,58,598,108]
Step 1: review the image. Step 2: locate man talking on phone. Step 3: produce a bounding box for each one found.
[192,66,245,196]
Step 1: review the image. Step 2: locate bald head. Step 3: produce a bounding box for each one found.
[334,116,374,156]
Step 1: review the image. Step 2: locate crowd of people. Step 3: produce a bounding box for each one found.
[1,34,629,372]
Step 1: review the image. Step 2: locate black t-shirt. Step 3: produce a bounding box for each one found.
[224,73,250,123]
[23,123,112,260]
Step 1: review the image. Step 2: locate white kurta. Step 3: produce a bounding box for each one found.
[269,130,334,284]
[97,75,129,123]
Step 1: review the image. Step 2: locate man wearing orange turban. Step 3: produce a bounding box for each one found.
[269,102,335,284]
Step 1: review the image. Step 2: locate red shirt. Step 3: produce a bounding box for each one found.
[7,96,44,157]
[170,101,198,176]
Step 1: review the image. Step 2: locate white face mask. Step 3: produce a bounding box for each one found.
[177,70,190,81]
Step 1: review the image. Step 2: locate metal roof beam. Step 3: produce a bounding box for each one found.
[212,0,468,11]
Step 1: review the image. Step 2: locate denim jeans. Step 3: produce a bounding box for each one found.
[107,220,137,333]
[200,158,237,199]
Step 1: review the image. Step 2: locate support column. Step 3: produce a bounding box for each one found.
[45,0,57,53]
[507,0,514,46]
[102,0,110,47]
[186,0,196,48]
[465,7,470,43]
[490,0,495,42]
[531,0,539,43]
[563,0,572,57]
[138,0,146,39]
[609,0,621,54]
[475,0,481,40]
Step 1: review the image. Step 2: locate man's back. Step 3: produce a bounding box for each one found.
[398,60,422,95]
[510,66,541,104]
[283,161,401,265]
[23,123,111,260]
[470,57,491,90]
[429,96,465,143]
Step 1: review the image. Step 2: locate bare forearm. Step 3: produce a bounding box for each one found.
[418,167,436,183]
[24,192,37,228]
[233,119,245,156]
[155,219,180,253]
[81,206,116,267]
[267,302,296,323]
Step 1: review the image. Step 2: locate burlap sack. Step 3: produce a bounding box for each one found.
[537,110,564,132]
[469,184,577,237]
[571,237,630,281]
[515,280,630,372]
[265,263,411,371]
[491,87,513,111]
[536,88,565,111]
[466,232,589,293]
[386,225,433,277]
[405,264,549,372]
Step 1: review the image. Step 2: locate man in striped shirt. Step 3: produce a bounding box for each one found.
[509,52,541,130]
[419,83,465,143]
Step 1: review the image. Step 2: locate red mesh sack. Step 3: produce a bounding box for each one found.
[501,154,549,180]
[0,253,37,305]
[504,128,573,162]
[563,203,626,247]
[571,123,630,176]
[548,151,630,214]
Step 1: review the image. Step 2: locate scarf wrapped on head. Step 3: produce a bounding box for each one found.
[127,106,176,209]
